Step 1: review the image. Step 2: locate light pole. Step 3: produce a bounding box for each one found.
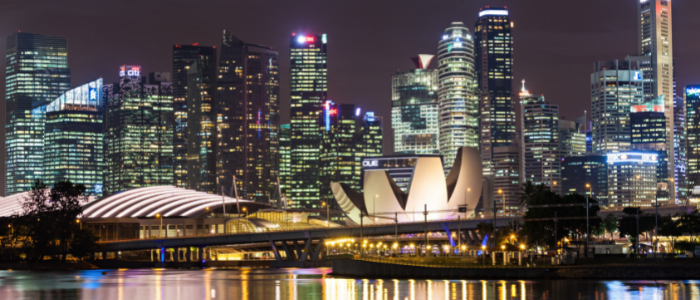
[77,219,81,230]
[585,183,591,258]
[156,213,163,238]
[495,189,502,245]
[322,201,329,227]
[652,188,661,256]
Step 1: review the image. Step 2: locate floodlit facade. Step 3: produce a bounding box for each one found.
[332,147,483,224]
[362,112,383,157]
[686,86,700,195]
[391,56,439,155]
[559,120,586,157]
[591,60,645,154]
[606,152,659,207]
[521,83,561,195]
[103,66,174,196]
[289,33,327,209]
[44,79,104,196]
[279,124,291,196]
[360,155,442,193]
[438,22,479,173]
[674,95,687,202]
[630,96,669,202]
[475,7,516,176]
[5,32,71,195]
[216,30,280,203]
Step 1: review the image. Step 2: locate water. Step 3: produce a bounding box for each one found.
[0,268,699,299]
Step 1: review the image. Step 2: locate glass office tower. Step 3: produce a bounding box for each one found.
[44,79,104,197]
[686,86,700,194]
[630,96,668,202]
[561,155,608,205]
[172,44,217,192]
[103,66,174,196]
[438,22,478,173]
[475,7,516,176]
[279,124,291,197]
[5,32,71,195]
[362,112,383,158]
[391,56,439,155]
[216,30,280,202]
[521,83,561,195]
[289,33,327,209]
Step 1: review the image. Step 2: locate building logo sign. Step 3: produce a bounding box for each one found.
[607,152,657,164]
[89,88,97,101]
[119,65,141,78]
[363,160,378,167]
[633,71,642,81]
[687,87,700,96]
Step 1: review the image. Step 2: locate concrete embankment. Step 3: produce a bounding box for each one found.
[0,262,98,270]
[330,259,700,280]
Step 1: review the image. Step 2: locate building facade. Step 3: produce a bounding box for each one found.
[686,86,700,194]
[630,96,669,202]
[320,101,361,208]
[674,96,687,202]
[362,112,383,158]
[103,66,174,196]
[216,31,280,202]
[289,33,327,209]
[606,152,659,207]
[591,60,645,154]
[391,57,439,155]
[559,120,586,157]
[492,146,520,217]
[279,123,291,198]
[172,45,217,190]
[43,79,104,197]
[561,155,608,205]
[475,7,516,176]
[438,22,478,173]
[521,83,561,194]
[5,32,71,195]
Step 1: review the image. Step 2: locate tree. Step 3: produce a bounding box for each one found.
[658,217,682,252]
[70,228,100,260]
[601,214,619,240]
[618,207,655,254]
[476,221,494,245]
[50,180,89,262]
[518,181,550,207]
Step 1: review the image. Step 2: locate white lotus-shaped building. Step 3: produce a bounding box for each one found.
[332,147,483,224]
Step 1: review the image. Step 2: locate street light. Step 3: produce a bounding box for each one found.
[481,245,486,266]
[242,207,247,217]
[322,201,329,227]
[76,219,81,230]
[585,183,592,258]
[156,213,163,238]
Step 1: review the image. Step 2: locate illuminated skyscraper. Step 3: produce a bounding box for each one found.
[391,56,439,155]
[438,22,478,173]
[44,79,104,197]
[172,44,217,192]
[630,96,669,202]
[686,86,700,194]
[320,101,361,209]
[216,31,280,202]
[561,155,608,205]
[559,120,586,157]
[103,66,174,196]
[289,33,327,209]
[475,6,516,176]
[492,145,520,217]
[591,60,645,154]
[607,152,658,207]
[279,124,291,196]
[5,32,71,195]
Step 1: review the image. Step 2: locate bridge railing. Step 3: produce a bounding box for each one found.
[96,215,512,244]
[353,256,531,269]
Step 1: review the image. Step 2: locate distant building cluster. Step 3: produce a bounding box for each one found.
[4,1,699,218]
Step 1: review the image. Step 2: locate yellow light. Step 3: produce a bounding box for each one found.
[501,245,505,250]
[427,246,431,249]
[510,234,515,239]
[498,189,502,194]
[481,246,486,250]
[520,245,525,250]
[585,184,590,188]
[461,246,466,250]
[76,219,80,223]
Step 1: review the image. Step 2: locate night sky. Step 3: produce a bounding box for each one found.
[1,0,700,191]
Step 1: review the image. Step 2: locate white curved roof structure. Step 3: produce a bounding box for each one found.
[82,186,256,218]
[0,191,97,217]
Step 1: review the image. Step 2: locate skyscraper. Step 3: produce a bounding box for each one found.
[630,96,669,202]
[635,0,675,200]
[561,155,608,205]
[391,56,439,155]
[279,123,291,197]
[216,31,280,203]
[289,33,327,209]
[607,152,659,207]
[5,32,71,195]
[520,82,561,194]
[591,60,645,154]
[686,86,700,193]
[362,112,383,158]
[475,6,516,176]
[559,120,586,157]
[320,101,362,208]
[674,95,687,202]
[44,79,104,197]
[172,44,217,192]
[492,145,520,217]
[103,66,174,196]
[438,22,478,173]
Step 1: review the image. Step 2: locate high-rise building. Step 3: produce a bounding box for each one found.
[606,152,659,207]
[674,95,687,202]
[438,22,478,173]
[279,124,291,197]
[172,44,217,192]
[5,32,71,195]
[103,66,174,196]
[686,86,700,194]
[520,82,561,194]
[391,56,439,155]
[216,31,280,202]
[492,145,520,217]
[289,33,327,209]
[475,6,516,176]
[591,60,645,154]
[320,101,362,208]
[634,0,675,200]
[559,120,586,157]
[561,155,608,204]
[43,79,104,197]
[362,112,383,158]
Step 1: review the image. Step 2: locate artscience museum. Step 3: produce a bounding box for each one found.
[332,147,485,224]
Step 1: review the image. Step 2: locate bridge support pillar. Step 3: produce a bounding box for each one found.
[282,242,296,261]
[198,247,204,262]
[174,248,179,262]
[270,241,282,262]
[102,251,107,260]
[299,237,312,262]
[186,247,192,262]
[492,251,496,265]
[311,239,324,261]
[292,240,303,261]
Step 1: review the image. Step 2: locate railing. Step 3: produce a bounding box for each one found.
[353,256,533,269]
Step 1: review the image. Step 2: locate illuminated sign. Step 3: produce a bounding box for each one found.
[687,87,700,96]
[606,152,658,164]
[119,65,141,77]
[355,108,361,117]
[479,9,509,17]
[633,71,642,81]
[94,184,103,194]
[322,34,327,44]
[89,88,97,101]
[324,100,334,131]
[297,36,315,43]
[363,160,379,167]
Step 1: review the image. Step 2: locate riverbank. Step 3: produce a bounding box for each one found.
[0,262,98,271]
[0,259,276,270]
[330,258,700,279]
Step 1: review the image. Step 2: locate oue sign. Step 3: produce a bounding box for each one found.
[363,160,378,167]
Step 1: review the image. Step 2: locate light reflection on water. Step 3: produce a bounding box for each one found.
[0,268,698,299]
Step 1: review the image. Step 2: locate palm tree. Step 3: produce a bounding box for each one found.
[518,181,549,206]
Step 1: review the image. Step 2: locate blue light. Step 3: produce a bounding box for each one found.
[94,184,103,194]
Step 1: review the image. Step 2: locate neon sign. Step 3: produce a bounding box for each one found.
[363,160,379,167]
[607,152,658,164]
[687,87,700,96]
[633,71,642,81]
[89,88,97,101]
[119,65,141,77]
[297,36,315,43]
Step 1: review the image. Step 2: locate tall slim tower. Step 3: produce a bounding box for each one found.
[217,30,280,203]
[5,32,71,195]
[289,33,327,209]
[475,6,516,176]
[638,0,675,199]
[438,22,478,173]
